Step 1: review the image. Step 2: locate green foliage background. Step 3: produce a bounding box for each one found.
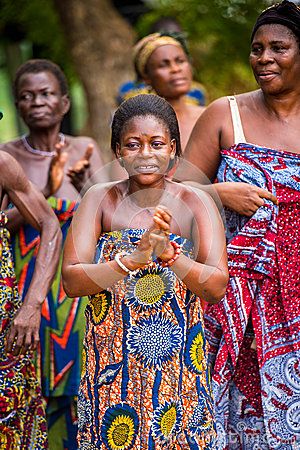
[0,0,274,141]
[137,0,273,100]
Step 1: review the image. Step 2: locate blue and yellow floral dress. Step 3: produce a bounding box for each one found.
[78,229,215,449]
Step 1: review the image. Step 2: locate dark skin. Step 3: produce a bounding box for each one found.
[1,70,106,232]
[0,152,61,354]
[62,115,228,304]
[185,24,300,216]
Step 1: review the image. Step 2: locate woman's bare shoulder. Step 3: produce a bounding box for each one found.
[83,180,125,203]
[0,138,24,157]
[167,179,213,206]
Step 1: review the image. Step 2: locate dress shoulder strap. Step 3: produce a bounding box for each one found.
[227,95,246,144]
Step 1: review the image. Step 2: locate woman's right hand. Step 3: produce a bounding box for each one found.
[122,230,154,271]
[217,181,278,216]
[43,142,68,197]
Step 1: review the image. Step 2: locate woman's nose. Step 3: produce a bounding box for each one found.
[170,61,181,72]
[258,48,274,64]
[140,143,152,155]
[32,93,46,105]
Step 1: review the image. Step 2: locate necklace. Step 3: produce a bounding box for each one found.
[21,133,65,157]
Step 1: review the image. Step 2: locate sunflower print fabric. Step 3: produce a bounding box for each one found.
[78,229,216,449]
[0,211,48,449]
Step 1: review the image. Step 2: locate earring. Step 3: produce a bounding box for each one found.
[146,84,153,94]
[119,157,125,167]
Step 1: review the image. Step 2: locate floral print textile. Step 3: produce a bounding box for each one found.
[78,229,215,449]
[0,211,48,449]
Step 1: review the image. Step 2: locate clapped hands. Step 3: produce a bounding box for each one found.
[121,205,177,272]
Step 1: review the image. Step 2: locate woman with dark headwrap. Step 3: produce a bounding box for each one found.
[185,1,300,448]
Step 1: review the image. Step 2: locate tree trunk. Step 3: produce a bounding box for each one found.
[53,0,135,161]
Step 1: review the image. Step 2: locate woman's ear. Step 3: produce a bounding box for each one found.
[115,143,125,167]
[62,95,71,115]
[170,139,176,159]
[115,143,121,160]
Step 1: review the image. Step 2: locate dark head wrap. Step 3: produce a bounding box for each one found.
[251,0,300,43]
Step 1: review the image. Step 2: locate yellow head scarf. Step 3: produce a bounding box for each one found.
[133,33,184,79]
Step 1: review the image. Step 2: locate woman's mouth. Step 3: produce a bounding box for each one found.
[134,165,159,174]
[256,72,277,82]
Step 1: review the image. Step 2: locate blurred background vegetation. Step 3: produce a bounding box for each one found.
[0,0,273,157]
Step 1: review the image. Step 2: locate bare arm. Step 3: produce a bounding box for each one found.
[184,98,277,216]
[0,152,62,352]
[62,185,156,297]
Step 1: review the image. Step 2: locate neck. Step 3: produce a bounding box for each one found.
[260,89,300,120]
[27,126,63,152]
[166,96,188,115]
[127,177,167,208]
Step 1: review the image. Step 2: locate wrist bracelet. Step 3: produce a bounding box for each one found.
[158,241,182,267]
[115,252,131,274]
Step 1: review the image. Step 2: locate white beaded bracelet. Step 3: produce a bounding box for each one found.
[115,252,131,274]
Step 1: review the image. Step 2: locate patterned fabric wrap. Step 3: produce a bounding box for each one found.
[116,80,206,107]
[11,197,87,398]
[78,229,216,449]
[0,211,48,449]
[205,144,300,449]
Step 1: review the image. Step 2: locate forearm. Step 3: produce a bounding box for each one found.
[6,185,52,234]
[24,222,62,306]
[62,259,131,298]
[171,254,228,304]
[5,206,25,234]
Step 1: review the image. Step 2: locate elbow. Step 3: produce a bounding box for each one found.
[61,267,80,298]
[203,271,229,304]
[62,277,79,298]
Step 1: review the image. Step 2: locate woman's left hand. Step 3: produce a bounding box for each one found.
[67,144,94,193]
[150,206,175,262]
[6,303,41,355]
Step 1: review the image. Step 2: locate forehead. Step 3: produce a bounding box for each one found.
[252,23,298,43]
[17,71,60,92]
[148,44,187,64]
[121,115,170,137]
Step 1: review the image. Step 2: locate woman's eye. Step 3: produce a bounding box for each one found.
[251,46,261,54]
[126,143,139,149]
[19,93,33,101]
[158,61,169,68]
[152,141,164,149]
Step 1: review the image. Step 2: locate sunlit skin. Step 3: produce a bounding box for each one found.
[143,44,205,150]
[0,152,61,354]
[62,114,228,304]
[185,23,300,216]
[0,69,105,232]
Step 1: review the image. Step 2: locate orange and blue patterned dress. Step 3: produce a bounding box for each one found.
[78,229,216,449]
[0,211,47,449]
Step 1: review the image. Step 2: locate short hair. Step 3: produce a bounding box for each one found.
[111,94,182,160]
[13,59,69,99]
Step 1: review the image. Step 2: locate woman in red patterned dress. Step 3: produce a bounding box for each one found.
[185,1,300,448]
